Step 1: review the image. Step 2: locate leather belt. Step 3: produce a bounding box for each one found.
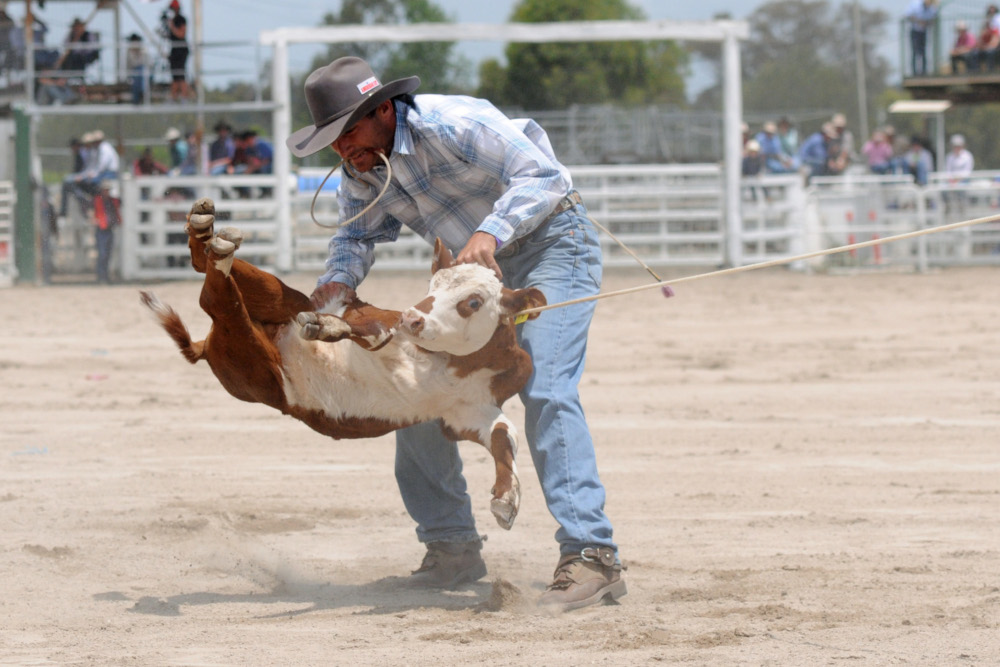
[496,190,583,258]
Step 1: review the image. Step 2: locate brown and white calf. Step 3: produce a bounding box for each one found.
[140,198,545,529]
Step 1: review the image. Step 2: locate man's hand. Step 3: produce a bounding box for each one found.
[310,281,357,311]
[456,231,502,280]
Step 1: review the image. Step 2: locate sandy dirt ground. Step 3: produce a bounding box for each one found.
[1,264,999,666]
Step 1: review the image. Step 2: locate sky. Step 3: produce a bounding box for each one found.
[19,0,912,94]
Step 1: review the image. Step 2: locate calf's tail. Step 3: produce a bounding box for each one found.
[138,290,205,364]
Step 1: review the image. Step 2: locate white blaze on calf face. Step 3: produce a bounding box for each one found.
[402,264,505,356]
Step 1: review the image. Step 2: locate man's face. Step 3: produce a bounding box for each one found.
[331,102,395,173]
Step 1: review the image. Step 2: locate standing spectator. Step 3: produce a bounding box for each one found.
[92,180,120,284]
[126,33,149,104]
[208,120,234,175]
[905,0,939,76]
[164,0,192,101]
[861,130,894,174]
[950,21,978,73]
[944,134,974,179]
[755,121,795,174]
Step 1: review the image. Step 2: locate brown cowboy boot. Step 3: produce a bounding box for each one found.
[406,539,487,589]
[537,547,627,612]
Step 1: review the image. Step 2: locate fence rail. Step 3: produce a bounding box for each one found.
[35,166,1000,285]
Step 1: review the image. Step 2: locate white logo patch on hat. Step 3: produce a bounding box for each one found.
[357,76,380,95]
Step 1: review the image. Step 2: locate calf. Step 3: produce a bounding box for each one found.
[140,198,545,529]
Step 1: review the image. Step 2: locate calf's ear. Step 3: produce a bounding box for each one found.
[432,238,456,273]
[500,286,547,320]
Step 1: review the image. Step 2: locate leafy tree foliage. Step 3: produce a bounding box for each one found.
[478,0,688,109]
[695,0,891,137]
[290,0,473,157]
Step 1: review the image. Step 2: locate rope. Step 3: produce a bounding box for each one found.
[585,213,663,282]
[309,151,392,229]
[514,212,1000,318]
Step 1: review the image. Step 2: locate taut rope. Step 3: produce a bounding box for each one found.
[514,212,1000,319]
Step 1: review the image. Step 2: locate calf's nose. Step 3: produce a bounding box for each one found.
[400,310,424,334]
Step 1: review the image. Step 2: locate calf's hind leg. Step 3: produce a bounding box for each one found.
[197,228,288,409]
[186,197,311,324]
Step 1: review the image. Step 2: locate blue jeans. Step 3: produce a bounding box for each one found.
[911,29,928,75]
[394,200,617,557]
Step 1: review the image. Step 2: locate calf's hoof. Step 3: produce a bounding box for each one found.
[296,311,352,342]
[490,480,521,530]
[186,198,217,239]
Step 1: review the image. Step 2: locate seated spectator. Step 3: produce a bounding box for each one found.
[900,135,934,185]
[861,130,894,174]
[227,131,251,174]
[208,121,234,175]
[37,17,98,104]
[975,7,1000,72]
[755,121,795,174]
[165,127,195,175]
[798,123,838,182]
[951,21,978,72]
[777,116,799,159]
[243,130,273,175]
[742,139,764,176]
[133,146,167,176]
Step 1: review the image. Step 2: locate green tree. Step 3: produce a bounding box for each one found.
[731,0,891,135]
[290,0,473,158]
[479,0,688,109]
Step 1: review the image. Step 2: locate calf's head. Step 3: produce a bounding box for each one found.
[399,239,546,356]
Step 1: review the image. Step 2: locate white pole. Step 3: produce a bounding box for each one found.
[722,29,743,268]
[853,0,870,143]
[272,37,292,272]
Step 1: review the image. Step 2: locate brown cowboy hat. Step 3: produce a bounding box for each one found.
[286,57,420,158]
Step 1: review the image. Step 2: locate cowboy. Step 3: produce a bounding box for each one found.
[287,56,626,612]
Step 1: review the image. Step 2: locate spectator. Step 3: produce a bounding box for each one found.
[905,0,939,76]
[755,121,795,174]
[92,180,120,284]
[59,134,92,219]
[777,116,799,159]
[126,33,149,104]
[900,135,934,185]
[37,17,97,104]
[951,21,978,73]
[798,122,838,182]
[243,130,273,174]
[945,134,974,179]
[208,120,234,175]
[133,146,167,176]
[53,17,98,78]
[975,6,1000,72]
[164,0,192,101]
[164,127,191,175]
[742,139,764,176]
[861,130,894,174]
[227,131,250,174]
[80,130,120,187]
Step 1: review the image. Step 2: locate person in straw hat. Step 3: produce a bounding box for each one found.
[287,56,626,612]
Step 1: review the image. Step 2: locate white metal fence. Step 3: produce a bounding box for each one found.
[46,166,1000,284]
[0,180,13,287]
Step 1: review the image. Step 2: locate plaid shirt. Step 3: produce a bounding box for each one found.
[318,94,572,289]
